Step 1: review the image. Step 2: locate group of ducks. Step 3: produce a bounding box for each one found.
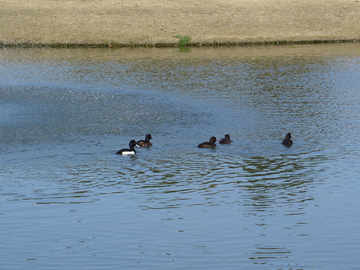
[116,134,153,155]
[116,133,293,156]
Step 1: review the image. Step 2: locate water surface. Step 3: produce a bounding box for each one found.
[1,44,360,269]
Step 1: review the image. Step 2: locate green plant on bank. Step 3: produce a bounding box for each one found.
[173,35,192,47]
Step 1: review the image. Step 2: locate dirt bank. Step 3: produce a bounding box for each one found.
[1,0,359,47]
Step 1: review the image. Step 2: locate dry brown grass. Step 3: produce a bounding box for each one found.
[1,0,360,46]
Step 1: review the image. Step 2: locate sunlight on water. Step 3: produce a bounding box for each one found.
[1,44,360,269]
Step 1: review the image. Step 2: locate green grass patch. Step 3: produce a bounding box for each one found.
[173,35,192,47]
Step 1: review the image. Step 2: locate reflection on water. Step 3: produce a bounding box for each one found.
[1,44,360,269]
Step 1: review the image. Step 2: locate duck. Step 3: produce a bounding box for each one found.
[219,134,232,144]
[198,137,217,148]
[116,140,137,156]
[136,134,152,147]
[281,133,293,147]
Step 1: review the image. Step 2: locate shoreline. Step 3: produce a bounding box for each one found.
[1,38,359,49]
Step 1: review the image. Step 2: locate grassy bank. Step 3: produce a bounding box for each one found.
[1,0,360,47]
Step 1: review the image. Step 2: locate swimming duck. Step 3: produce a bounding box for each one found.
[116,140,137,156]
[219,134,232,144]
[281,133,293,147]
[136,134,152,147]
[198,137,217,148]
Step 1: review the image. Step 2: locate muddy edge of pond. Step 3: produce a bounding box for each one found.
[1,39,360,49]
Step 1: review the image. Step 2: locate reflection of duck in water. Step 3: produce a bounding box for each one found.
[281,133,293,147]
[198,137,217,148]
[136,134,152,147]
[116,140,137,156]
[219,134,232,144]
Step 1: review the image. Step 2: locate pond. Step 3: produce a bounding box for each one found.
[1,44,360,269]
